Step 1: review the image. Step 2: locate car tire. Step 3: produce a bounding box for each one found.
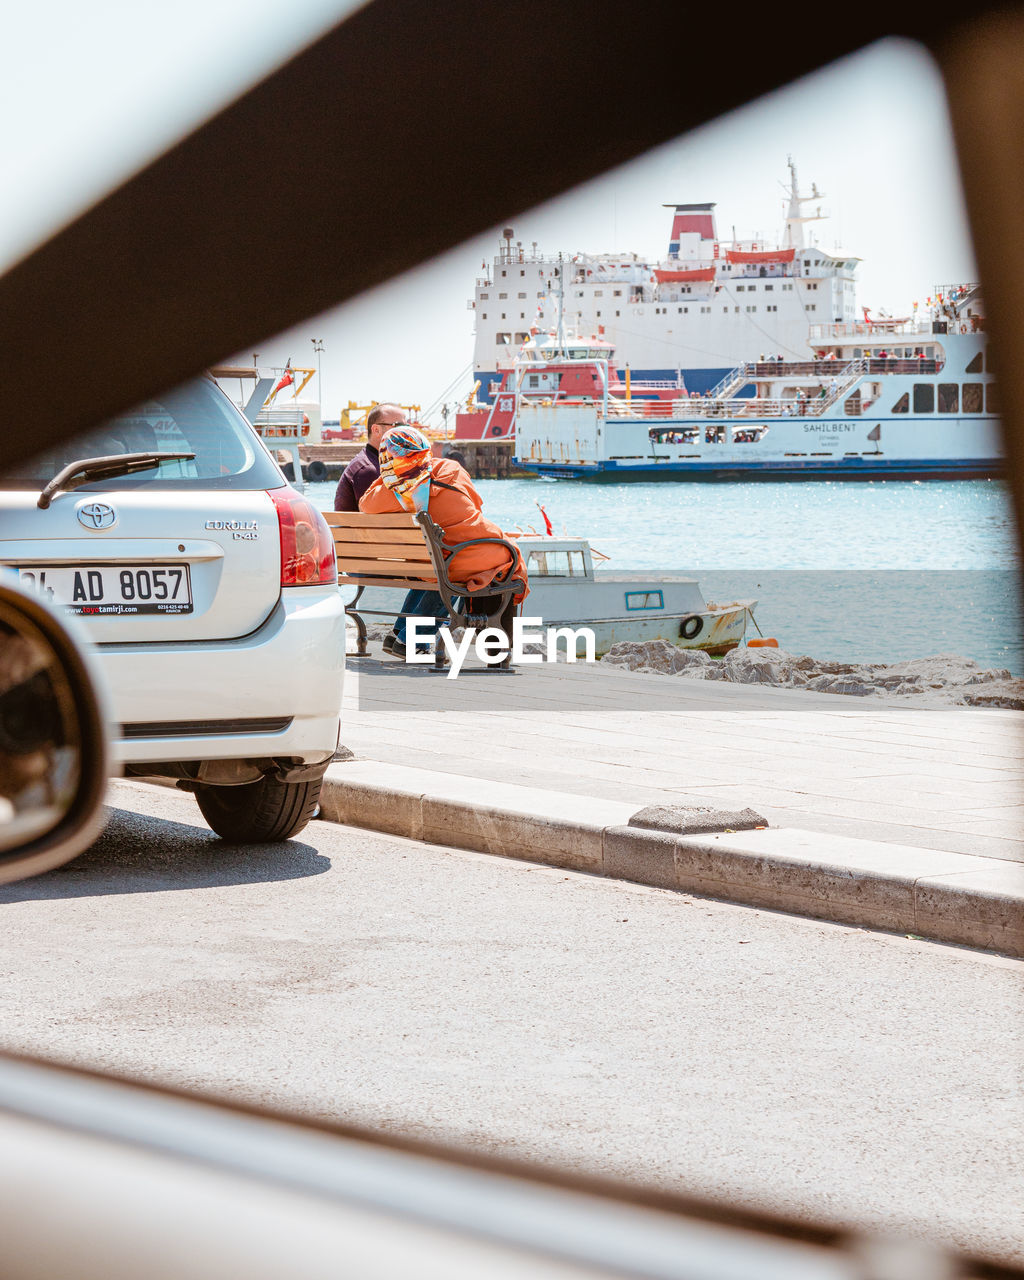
[194,775,323,842]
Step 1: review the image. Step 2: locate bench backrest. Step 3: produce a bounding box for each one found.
[323,511,438,586]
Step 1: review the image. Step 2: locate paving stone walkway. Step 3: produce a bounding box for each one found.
[340,641,1024,865]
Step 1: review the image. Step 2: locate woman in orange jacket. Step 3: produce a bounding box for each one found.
[359,425,528,656]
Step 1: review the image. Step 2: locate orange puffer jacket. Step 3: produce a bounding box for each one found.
[359,457,529,602]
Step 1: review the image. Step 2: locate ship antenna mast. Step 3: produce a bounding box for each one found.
[556,252,566,356]
[782,155,827,250]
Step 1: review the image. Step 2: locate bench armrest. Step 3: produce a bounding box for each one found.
[413,512,525,592]
[442,534,523,573]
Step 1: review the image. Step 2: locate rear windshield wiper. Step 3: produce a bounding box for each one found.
[37,452,196,509]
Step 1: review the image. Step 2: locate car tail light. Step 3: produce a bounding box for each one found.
[269,488,337,586]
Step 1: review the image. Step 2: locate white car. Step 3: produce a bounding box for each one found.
[0,374,345,842]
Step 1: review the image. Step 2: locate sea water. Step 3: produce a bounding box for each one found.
[306,477,1024,674]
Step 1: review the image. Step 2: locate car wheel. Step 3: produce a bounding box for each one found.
[194,775,323,842]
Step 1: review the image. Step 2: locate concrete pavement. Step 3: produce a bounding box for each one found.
[2,783,1021,1264]
[325,641,1024,956]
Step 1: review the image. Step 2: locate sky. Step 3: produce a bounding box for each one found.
[2,6,976,423]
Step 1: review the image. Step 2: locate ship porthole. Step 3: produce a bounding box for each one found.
[680,615,703,640]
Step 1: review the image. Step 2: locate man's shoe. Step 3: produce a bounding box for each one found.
[382,632,400,655]
[389,637,407,658]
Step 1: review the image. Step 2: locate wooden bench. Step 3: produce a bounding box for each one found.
[323,510,526,670]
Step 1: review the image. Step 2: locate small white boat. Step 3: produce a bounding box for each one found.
[514,534,754,657]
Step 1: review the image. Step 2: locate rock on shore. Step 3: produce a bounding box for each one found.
[599,640,1024,707]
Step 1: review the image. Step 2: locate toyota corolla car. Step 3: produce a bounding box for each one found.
[0,374,344,842]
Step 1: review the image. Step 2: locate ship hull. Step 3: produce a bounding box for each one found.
[512,332,1003,483]
[522,457,1005,482]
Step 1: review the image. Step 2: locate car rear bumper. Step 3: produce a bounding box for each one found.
[98,586,345,767]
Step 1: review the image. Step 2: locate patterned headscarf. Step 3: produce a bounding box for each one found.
[379,425,434,512]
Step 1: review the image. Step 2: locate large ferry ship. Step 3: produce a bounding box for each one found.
[507,301,999,480]
[470,160,864,398]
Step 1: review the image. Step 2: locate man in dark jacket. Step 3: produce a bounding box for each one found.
[332,403,408,510]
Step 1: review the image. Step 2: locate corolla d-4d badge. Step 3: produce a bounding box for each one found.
[77,502,117,529]
[204,518,259,541]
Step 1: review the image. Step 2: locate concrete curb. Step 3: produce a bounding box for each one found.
[319,761,1024,958]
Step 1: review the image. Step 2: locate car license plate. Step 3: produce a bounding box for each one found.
[17,564,193,616]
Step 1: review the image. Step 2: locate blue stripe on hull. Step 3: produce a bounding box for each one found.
[517,457,1006,482]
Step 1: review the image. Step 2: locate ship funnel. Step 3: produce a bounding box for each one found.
[664,203,717,260]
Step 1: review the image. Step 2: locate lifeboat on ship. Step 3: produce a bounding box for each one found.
[653,266,716,283]
[724,247,796,263]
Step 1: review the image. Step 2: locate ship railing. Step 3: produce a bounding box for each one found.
[706,359,865,393]
[808,321,934,340]
[606,394,849,420]
[808,360,869,413]
[254,407,308,424]
[866,357,943,375]
[726,266,797,280]
[933,282,980,300]
[252,407,310,438]
[748,356,943,377]
[691,397,807,419]
[604,395,789,420]
[707,363,754,400]
[605,399,683,419]
[605,357,868,421]
[601,355,963,421]
[496,245,547,266]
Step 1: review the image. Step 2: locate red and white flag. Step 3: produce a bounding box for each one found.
[273,360,294,395]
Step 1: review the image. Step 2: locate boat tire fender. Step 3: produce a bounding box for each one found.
[680,614,703,640]
[306,459,328,482]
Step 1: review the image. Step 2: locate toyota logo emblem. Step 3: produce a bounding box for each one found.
[77,502,117,530]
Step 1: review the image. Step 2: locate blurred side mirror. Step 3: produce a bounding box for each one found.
[0,573,110,881]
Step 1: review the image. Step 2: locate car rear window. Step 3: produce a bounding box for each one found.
[3,377,284,492]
